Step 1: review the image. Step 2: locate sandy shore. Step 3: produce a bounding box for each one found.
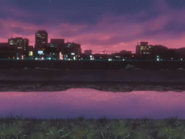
[0,81,185,92]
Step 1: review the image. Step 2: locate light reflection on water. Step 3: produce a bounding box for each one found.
[0,88,185,119]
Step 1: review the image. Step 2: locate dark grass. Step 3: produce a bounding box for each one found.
[0,114,185,139]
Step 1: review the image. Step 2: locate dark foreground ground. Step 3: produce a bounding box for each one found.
[0,115,184,139]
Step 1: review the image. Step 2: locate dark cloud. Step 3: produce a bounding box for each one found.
[162,20,185,33]
[10,27,35,36]
[0,0,185,52]
[0,0,156,25]
[164,0,185,9]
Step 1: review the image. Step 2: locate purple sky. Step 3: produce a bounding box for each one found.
[0,0,185,53]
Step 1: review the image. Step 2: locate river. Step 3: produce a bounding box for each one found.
[0,88,184,119]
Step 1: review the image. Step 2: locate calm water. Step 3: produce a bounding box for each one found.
[0,88,185,119]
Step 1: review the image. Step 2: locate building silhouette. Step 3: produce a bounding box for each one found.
[84,50,92,55]
[35,30,48,50]
[8,37,29,58]
[0,30,185,61]
[50,39,64,44]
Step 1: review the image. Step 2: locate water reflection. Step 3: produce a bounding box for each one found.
[0,88,185,119]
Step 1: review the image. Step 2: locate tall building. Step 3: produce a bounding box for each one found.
[35,30,48,49]
[23,39,29,56]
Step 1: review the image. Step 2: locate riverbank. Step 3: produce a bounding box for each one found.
[1,81,185,92]
[1,69,185,82]
[1,60,185,70]
[0,69,185,92]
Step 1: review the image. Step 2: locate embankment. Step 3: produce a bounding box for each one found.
[0,69,185,92]
[1,60,185,70]
[1,69,185,82]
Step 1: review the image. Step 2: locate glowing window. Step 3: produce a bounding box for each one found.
[29,51,33,56]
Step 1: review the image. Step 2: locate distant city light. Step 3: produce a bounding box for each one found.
[29,51,33,56]
[0,32,184,61]
[38,50,44,55]
[90,57,94,60]
[156,55,160,61]
[116,56,121,58]
[59,52,63,60]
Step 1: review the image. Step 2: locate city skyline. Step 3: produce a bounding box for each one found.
[0,0,185,53]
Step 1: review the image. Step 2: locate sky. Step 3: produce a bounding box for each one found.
[0,0,185,53]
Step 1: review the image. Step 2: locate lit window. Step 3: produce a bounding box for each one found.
[29,51,33,56]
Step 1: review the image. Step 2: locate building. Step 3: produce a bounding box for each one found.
[50,39,64,44]
[175,47,185,60]
[23,39,29,57]
[8,37,29,58]
[140,42,148,46]
[84,50,92,55]
[156,48,180,60]
[152,45,168,54]
[28,45,34,59]
[120,50,132,55]
[136,42,153,55]
[39,38,66,60]
[49,39,65,48]
[35,30,48,50]
[63,42,81,60]
[0,43,9,48]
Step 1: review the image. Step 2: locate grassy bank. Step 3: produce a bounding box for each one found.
[0,115,185,139]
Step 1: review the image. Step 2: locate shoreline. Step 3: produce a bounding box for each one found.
[1,81,185,92]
